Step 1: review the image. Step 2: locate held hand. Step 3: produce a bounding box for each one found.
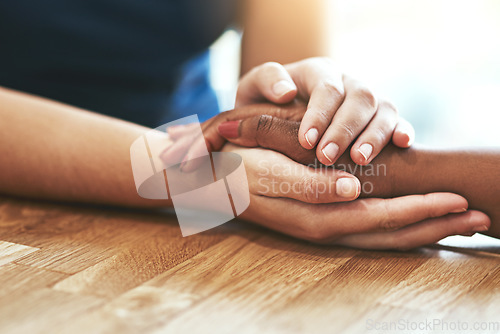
[225,144,489,250]
[161,102,307,171]
[236,58,415,165]
[162,58,415,170]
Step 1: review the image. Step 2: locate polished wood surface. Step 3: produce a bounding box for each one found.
[0,196,499,334]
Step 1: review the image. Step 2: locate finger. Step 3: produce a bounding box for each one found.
[236,62,297,107]
[285,59,346,150]
[240,191,469,244]
[200,103,306,154]
[166,104,288,169]
[159,131,201,167]
[297,80,346,149]
[348,193,469,234]
[304,193,469,241]
[167,123,199,140]
[392,118,415,148]
[218,115,318,165]
[335,210,491,250]
[169,103,308,171]
[350,100,399,165]
[178,134,213,172]
[242,146,360,202]
[316,76,378,165]
[160,115,220,168]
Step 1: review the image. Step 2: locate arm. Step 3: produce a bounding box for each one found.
[0,87,172,208]
[0,87,482,249]
[340,145,500,238]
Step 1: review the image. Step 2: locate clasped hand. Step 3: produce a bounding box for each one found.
[161,57,487,249]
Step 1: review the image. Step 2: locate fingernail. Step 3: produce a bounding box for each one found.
[398,132,413,147]
[471,225,489,232]
[304,128,319,148]
[272,80,295,97]
[396,126,414,146]
[218,120,241,139]
[450,207,467,213]
[336,178,359,198]
[358,143,373,162]
[322,142,339,164]
[403,133,412,146]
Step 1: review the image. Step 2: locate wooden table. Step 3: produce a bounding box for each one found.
[0,196,499,334]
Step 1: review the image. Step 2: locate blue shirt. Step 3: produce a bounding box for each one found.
[0,0,236,126]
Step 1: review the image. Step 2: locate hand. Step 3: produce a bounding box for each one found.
[223,144,486,250]
[237,58,415,164]
[161,102,308,172]
[163,58,415,170]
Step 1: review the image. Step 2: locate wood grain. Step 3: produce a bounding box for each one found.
[0,196,499,334]
[0,240,39,266]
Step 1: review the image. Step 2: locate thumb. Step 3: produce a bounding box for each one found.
[236,62,298,107]
[202,102,307,153]
[218,115,318,165]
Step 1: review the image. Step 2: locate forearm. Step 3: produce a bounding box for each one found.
[0,87,172,208]
[336,145,500,237]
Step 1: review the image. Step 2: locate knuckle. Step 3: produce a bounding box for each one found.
[255,115,274,147]
[379,218,399,232]
[321,80,344,98]
[258,61,283,75]
[312,108,331,124]
[337,122,357,140]
[423,193,440,218]
[256,114,274,134]
[378,201,399,232]
[378,99,398,115]
[371,126,390,146]
[354,87,377,109]
[299,175,323,203]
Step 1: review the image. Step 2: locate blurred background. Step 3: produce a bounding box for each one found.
[210,0,500,147]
